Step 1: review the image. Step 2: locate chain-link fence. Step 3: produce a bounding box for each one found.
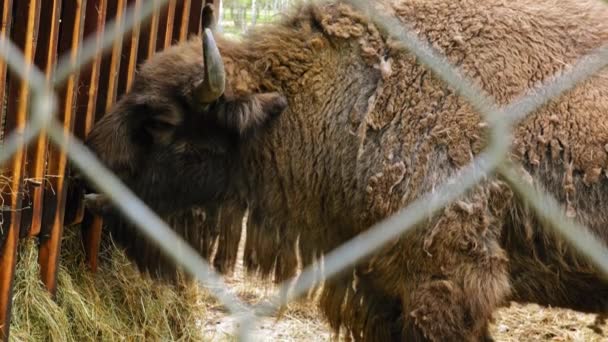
[1,0,608,340]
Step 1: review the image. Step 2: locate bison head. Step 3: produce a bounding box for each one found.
[83,5,287,216]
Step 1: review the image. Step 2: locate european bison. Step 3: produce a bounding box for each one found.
[84,0,608,340]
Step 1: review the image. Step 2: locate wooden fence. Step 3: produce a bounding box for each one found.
[0,1,215,340]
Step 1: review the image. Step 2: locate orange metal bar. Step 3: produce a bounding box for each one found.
[82,212,103,272]
[102,0,126,113]
[0,1,15,337]
[93,0,126,126]
[64,0,108,229]
[23,0,62,237]
[188,0,203,36]
[69,0,108,273]
[38,0,87,295]
[157,0,176,49]
[174,0,192,42]
[0,0,11,114]
[84,0,133,272]
[81,0,127,272]
[137,0,161,63]
[0,0,40,339]
[74,0,108,141]
[117,0,141,94]
[67,1,108,275]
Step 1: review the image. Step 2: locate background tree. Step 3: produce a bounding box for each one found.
[221,0,294,34]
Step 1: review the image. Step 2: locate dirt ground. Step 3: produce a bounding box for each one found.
[200,232,608,342]
[200,271,608,342]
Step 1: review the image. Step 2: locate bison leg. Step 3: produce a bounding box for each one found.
[398,184,513,341]
[404,279,501,341]
[320,271,403,341]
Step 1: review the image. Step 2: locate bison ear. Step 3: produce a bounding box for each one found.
[217,92,287,136]
[85,106,139,178]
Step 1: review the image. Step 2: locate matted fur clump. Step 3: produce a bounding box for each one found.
[8,227,207,341]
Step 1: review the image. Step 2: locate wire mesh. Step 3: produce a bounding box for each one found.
[1,0,608,340]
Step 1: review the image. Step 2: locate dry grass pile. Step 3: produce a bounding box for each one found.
[8,227,208,341]
[6,224,608,341]
[491,303,607,342]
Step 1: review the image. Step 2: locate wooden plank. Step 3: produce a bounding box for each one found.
[156,0,176,49]
[64,0,108,227]
[22,0,62,237]
[38,0,87,295]
[0,0,40,339]
[117,0,141,94]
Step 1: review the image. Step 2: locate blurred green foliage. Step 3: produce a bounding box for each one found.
[220,0,293,35]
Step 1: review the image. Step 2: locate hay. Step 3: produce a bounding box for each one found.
[8,227,209,341]
[7,225,607,341]
[491,303,607,342]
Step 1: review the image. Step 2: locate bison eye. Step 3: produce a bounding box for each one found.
[147,119,175,131]
[144,117,177,144]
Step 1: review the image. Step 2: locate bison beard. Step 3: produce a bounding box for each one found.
[98,204,246,282]
[81,0,608,341]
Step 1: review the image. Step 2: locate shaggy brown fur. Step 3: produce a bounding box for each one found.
[83,0,608,340]
[97,203,245,281]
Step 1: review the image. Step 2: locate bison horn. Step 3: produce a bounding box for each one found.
[195,5,225,105]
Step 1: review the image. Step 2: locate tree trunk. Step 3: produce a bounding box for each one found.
[217,0,223,32]
[251,0,257,27]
